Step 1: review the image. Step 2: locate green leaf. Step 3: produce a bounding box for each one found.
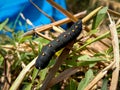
[77,31,109,51]
[65,55,78,66]
[39,68,48,81]
[23,83,32,90]
[77,61,97,67]
[34,37,49,45]
[69,79,77,90]
[65,79,77,90]
[106,46,113,54]
[32,68,39,83]
[77,69,94,90]
[0,48,7,56]
[0,55,4,65]
[101,78,108,90]
[77,55,90,61]
[0,18,9,30]
[78,55,105,62]
[19,36,32,43]
[65,55,105,67]
[89,29,98,35]
[92,7,108,29]
[77,55,105,67]
[29,40,36,54]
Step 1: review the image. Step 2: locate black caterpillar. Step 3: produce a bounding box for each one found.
[35,20,82,70]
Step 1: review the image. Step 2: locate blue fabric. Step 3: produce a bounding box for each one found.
[0,0,67,33]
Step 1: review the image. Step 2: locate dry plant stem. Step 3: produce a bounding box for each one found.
[48,67,80,88]
[1,42,38,53]
[9,57,37,90]
[40,47,71,90]
[108,17,120,90]
[23,11,86,36]
[108,9,120,17]
[47,0,78,22]
[85,71,108,90]
[3,58,11,90]
[29,0,55,22]
[82,6,103,24]
[84,61,115,90]
[35,31,53,41]
[3,25,13,32]
[52,25,65,33]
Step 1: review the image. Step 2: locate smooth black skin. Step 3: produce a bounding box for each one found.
[35,20,82,70]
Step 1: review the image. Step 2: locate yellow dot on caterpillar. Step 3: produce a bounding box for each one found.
[48,44,52,47]
[72,30,75,32]
[75,25,78,28]
[64,34,67,38]
[68,32,71,35]
[56,39,60,42]
[42,52,46,56]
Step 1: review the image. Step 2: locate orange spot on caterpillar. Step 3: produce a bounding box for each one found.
[68,32,71,35]
[72,30,75,32]
[56,39,60,42]
[75,25,78,28]
[42,52,46,56]
[48,44,52,47]
[64,34,67,38]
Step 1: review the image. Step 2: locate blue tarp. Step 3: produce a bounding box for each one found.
[0,0,67,34]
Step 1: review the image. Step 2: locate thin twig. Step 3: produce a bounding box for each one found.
[3,57,11,90]
[40,42,73,90]
[52,25,65,33]
[82,6,103,24]
[9,57,37,90]
[108,12,120,90]
[47,0,78,22]
[48,67,81,88]
[29,0,55,22]
[35,31,53,41]
[23,11,86,36]
[108,9,120,17]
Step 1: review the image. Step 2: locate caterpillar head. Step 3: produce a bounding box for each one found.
[35,46,55,70]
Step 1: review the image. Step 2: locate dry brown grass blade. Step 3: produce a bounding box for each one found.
[35,31,53,41]
[48,67,80,88]
[82,6,103,24]
[52,25,65,33]
[23,11,86,36]
[108,13,120,90]
[108,9,120,17]
[3,58,11,90]
[40,46,72,90]
[47,0,78,22]
[29,0,55,22]
[1,41,39,52]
